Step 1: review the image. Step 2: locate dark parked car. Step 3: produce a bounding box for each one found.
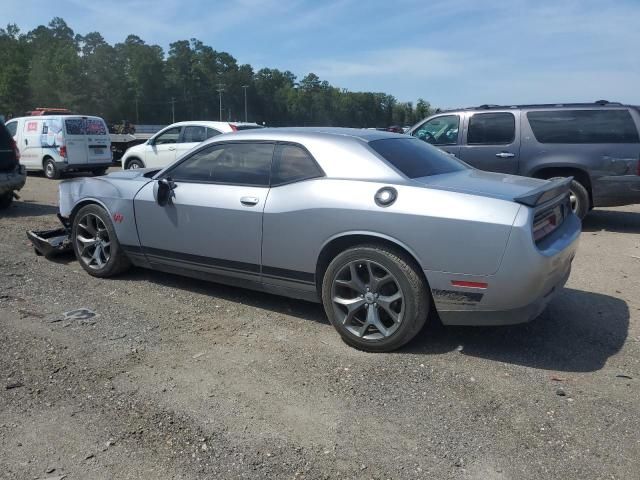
[0,120,26,209]
[409,101,640,218]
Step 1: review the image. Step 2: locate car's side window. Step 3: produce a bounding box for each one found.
[271,144,323,186]
[181,126,207,143]
[206,128,221,139]
[168,142,274,186]
[467,113,515,145]
[154,127,181,145]
[5,121,17,137]
[412,115,459,145]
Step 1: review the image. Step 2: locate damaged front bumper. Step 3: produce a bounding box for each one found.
[27,214,73,258]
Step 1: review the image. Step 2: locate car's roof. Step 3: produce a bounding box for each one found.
[429,100,633,116]
[224,126,406,143]
[10,115,105,121]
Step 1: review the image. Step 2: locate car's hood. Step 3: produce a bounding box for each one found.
[413,169,551,203]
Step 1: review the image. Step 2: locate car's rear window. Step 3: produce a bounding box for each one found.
[368,138,467,178]
[0,123,13,148]
[527,109,640,144]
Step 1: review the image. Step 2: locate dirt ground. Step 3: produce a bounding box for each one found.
[1,169,639,480]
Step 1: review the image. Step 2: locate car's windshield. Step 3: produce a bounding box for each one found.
[368,137,467,178]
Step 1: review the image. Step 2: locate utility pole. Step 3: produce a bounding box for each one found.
[216,83,226,121]
[242,85,249,122]
[170,97,176,123]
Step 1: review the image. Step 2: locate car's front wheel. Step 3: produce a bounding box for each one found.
[71,204,131,278]
[322,244,429,352]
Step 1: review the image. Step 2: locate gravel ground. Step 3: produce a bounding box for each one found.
[1,169,639,480]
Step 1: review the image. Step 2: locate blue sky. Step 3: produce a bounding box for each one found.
[4,0,640,108]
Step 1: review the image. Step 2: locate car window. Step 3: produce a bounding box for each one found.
[154,127,181,145]
[182,125,207,143]
[412,115,459,145]
[206,128,221,139]
[368,138,467,179]
[168,142,274,186]
[467,113,515,145]
[527,109,640,144]
[271,144,323,185]
[5,121,17,137]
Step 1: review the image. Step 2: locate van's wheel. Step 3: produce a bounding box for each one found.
[43,158,61,180]
[126,158,144,169]
[0,192,13,209]
[71,204,131,278]
[322,244,429,352]
[550,177,589,219]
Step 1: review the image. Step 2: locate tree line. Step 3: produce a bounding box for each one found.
[0,18,435,128]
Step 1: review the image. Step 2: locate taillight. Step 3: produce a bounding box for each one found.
[229,124,238,132]
[59,145,67,158]
[11,138,20,162]
[533,213,558,242]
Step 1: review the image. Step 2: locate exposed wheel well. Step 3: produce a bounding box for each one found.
[315,234,428,295]
[69,200,104,223]
[124,157,144,169]
[533,167,593,204]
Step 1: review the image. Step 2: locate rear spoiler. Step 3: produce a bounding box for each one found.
[514,176,572,207]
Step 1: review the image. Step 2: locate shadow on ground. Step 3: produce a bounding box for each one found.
[582,208,640,234]
[111,266,629,372]
[404,288,629,372]
[0,200,59,218]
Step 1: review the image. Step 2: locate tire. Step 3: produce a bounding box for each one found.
[125,158,144,170]
[321,244,430,352]
[550,177,589,220]
[43,158,61,180]
[92,167,108,176]
[71,204,131,278]
[0,192,13,209]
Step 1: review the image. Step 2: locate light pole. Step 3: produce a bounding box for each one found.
[242,85,249,122]
[216,83,226,121]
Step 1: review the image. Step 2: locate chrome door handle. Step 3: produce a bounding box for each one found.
[495,152,515,158]
[240,196,259,206]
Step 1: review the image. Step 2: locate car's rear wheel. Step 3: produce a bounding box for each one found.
[71,204,131,278]
[549,177,589,219]
[43,158,61,180]
[322,244,429,352]
[126,158,144,169]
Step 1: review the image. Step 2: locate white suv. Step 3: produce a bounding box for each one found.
[121,121,263,170]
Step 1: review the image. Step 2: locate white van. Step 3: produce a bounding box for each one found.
[4,115,112,179]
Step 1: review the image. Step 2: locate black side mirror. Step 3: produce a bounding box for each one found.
[157,177,176,206]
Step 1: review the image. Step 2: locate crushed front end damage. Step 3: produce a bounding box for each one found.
[26,214,73,258]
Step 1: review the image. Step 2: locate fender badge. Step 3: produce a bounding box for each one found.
[113,212,124,223]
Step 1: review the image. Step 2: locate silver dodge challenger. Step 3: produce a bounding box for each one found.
[44,128,580,352]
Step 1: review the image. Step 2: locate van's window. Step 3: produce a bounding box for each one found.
[467,113,515,145]
[369,138,467,178]
[271,144,323,185]
[5,121,17,137]
[65,119,85,135]
[527,109,640,143]
[412,115,459,145]
[86,119,107,135]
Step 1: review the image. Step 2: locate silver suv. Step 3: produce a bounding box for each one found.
[409,101,640,218]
